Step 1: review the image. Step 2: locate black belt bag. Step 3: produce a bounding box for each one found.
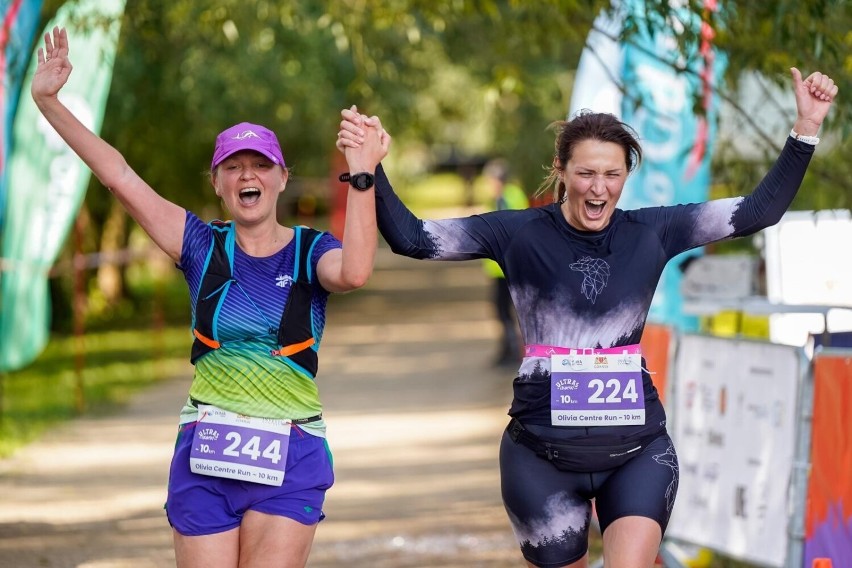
[507,418,661,473]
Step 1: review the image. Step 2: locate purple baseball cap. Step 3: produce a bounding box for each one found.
[211,122,286,169]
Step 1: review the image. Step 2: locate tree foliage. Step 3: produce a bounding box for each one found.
[30,0,851,324]
[36,0,850,209]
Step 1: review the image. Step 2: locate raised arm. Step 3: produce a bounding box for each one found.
[726,67,838,234]
[31,27,185,261]
[336,107,521,262]
[645,66,839,256]
[337,105,528,260]
[316,106,389,293]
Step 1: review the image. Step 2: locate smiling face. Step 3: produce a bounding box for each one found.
[558,139,627,232]
[212,150,287,225]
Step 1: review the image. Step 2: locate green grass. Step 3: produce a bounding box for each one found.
[0,323,193,458]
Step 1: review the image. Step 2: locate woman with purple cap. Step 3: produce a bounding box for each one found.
[32,27,389,567]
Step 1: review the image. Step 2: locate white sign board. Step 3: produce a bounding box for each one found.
[667,335,801,567]
[763,210,852,347]
[681,254,756,301]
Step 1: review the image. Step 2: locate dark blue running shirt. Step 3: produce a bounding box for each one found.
[374,137,815,429]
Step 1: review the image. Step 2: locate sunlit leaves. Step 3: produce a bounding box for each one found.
[43,0,849,216]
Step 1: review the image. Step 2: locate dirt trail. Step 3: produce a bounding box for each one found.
[0,249,525,567]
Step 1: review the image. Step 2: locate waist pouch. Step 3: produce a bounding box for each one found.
[507,418,663,473]
[189,398,322,425]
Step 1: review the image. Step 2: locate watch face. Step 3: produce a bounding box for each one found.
[351,172,375,190]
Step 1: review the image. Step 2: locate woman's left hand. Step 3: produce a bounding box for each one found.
[791,67,838,134]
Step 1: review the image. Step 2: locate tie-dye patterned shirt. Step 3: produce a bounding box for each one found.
[375,137,814,429]
[177,211,341,436]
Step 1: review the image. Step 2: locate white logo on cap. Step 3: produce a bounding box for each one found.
[233,130,261,140]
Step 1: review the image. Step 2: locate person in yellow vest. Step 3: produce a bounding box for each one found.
[481,159,529,367]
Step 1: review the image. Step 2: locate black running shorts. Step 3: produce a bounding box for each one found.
[499,424,678,567]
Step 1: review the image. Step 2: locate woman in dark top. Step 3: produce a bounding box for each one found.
[336,67,837,567]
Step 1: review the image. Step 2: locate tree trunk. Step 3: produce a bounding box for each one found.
[96,200,127,306]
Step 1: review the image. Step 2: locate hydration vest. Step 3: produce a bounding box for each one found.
[190,221,323,378]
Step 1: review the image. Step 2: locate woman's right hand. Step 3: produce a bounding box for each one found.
[338,105,390,171]
[336,105,383,153]
[32,27,72,105]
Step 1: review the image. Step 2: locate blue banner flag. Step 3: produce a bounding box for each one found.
[0,0,43,228]
[0,0,126,371]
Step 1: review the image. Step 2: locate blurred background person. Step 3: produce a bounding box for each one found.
[480,159,529,368]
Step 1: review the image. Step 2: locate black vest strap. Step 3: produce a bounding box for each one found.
[191,222,234,364]
[274,227,322,377]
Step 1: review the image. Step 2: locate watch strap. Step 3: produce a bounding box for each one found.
[338,171,375,190]
[790,129,820,145]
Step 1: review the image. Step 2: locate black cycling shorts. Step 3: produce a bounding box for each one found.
[499,424,679,567]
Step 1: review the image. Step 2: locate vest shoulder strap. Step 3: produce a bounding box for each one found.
[294,226,323,282]
[274,227,324,377]
[191,221,235,363]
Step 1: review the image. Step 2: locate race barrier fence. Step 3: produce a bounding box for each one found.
[641,329,852,567]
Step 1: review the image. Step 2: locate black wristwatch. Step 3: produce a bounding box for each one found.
[338,171,375,191]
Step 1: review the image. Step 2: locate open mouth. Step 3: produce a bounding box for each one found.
[239,187,261,205]
[585,199,606,217]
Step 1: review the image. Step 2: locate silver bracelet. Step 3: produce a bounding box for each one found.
[790,129,820,145]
